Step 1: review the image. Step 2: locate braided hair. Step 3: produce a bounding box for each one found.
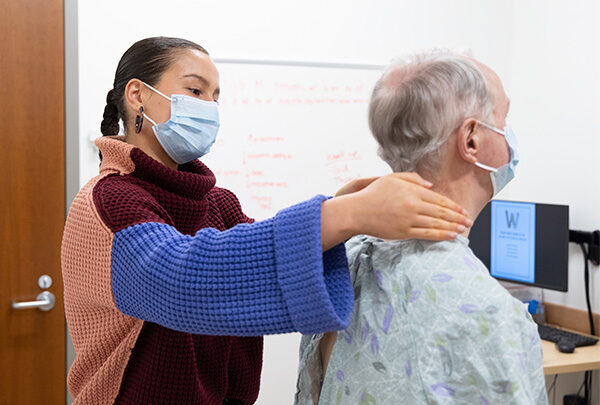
[99,37,208,160]
[100,89,120,136]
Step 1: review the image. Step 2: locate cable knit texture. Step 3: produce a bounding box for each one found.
[61,136,353,404]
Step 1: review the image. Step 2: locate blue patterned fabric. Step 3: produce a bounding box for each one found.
[111,195,353,336]
[296,235,548,404]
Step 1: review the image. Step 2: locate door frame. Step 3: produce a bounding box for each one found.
[64,0,79,403]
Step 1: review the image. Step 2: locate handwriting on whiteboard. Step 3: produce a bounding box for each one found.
[202,64,389,220]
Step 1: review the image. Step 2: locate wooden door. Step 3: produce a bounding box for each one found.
[0,0,66,404]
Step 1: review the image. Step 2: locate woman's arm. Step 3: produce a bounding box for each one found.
[110,173,469,337]
[112,195,353,337]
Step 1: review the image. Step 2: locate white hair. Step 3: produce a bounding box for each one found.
[368,50,495,174]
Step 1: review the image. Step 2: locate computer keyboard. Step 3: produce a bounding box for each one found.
[538,324,599,347]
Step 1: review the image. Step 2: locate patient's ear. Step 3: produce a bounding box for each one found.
[456,118,480,164]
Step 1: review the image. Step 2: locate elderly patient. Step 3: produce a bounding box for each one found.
[295,52,548,404]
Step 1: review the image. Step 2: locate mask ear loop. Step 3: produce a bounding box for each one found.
[477,120,506,136]
[135,106,144,133]
[474,161,499,173]
[137,81,170,130]
[142,82,171,101]
[473,120,504,172]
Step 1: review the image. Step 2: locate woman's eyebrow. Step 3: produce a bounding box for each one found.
[182,73,210,86]
[182,73,220,97]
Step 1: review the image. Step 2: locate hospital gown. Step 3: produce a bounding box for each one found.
[295,235,548,405]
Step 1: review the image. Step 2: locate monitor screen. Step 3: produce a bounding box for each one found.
[469,200,569,292]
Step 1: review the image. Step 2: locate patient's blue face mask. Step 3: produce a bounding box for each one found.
[142,82,220,165]
[474,119,519,197]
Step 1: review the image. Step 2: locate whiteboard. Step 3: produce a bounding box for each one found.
[202,61,391,221]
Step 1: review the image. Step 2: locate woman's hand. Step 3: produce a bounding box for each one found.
[334,177,382,197]
[334,173,432,197]
[321,173,472,250]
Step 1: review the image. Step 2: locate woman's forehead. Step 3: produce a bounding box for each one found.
[166,49,219,85]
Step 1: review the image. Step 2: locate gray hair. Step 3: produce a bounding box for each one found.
[368,51,495,174]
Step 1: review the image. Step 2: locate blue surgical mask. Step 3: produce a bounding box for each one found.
[141,82,220,164]
[474,120,519,197]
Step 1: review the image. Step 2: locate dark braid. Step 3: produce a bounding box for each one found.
[100,89,120,136]
[98,36,209,161]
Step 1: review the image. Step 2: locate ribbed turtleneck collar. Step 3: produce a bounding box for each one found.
[96,136,216,202]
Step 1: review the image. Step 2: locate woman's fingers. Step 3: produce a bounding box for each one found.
[407,227,458,241]
[412,215,467,234]
[418,186,469,216]
[392,172,433,188]
[418,201,473,228]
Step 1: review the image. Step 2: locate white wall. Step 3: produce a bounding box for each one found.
[73,0,599,403]
[507,0,600,313]
[507,1,600,403]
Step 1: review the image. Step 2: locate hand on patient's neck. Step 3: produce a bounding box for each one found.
[425,166,490,238]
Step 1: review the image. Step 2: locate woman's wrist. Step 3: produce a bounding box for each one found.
[320,195,360,251]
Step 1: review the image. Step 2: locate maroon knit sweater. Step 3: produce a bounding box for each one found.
[109,147,262,404]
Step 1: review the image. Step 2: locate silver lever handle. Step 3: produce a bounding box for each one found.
[12,291,55,311]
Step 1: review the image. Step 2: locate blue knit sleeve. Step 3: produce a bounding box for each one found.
[111,195,353,336]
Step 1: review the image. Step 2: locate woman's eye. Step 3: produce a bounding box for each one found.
[189,88,202,96]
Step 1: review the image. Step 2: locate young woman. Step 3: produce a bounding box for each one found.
[61,37,471,405]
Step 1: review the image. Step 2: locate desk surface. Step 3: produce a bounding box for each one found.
[542,333,600,375]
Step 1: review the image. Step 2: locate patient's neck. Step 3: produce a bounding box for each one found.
[428,171,490,238]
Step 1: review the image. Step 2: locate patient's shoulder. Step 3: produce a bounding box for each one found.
[395,241,534,331]
[344,235,397,274]
[344,235,369,270]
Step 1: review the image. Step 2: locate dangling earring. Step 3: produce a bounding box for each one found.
[135,106,144,133]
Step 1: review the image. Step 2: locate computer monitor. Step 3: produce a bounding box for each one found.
[469,200,569,292]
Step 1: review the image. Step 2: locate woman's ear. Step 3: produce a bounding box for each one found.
[456,118,480,165]
[124,79,144,115]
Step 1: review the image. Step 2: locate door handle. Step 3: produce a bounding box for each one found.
[12,291,55,311]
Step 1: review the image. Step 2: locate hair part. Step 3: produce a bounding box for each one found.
[368,50,495,176]
[100,36,209,138]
